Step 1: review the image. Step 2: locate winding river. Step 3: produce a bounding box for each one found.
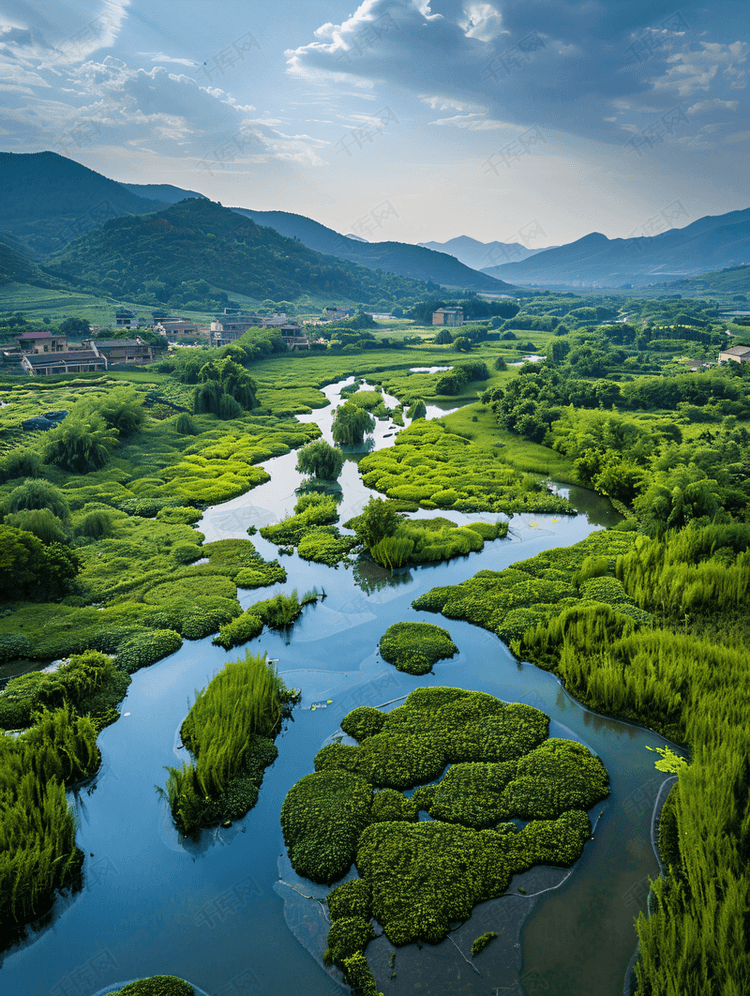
[0,380,677,996]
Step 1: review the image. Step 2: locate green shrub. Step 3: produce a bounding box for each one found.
[379,622,458,675]
[326,915,375,965]
[371,788,418,822]
[115,977,195,996]
[340,706,387,741]
[5,509,69,545]
[327,879,373,920]
[472,932,498,956]
[161,652,288,835]
[156,506,203,525]
[75,509,113,539]
[115,629,183,674]
[280,769,373,883]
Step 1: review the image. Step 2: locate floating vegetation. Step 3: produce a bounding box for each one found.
[260,494,358,566]
[413,528,644,645]
[346,497,508,570]
[160,651,292,836]
[358,420,572,513]
[379,621,458,675]
[213,588,323,650]
[280,686,608,977]
[109,977,196,996]
[471,932,498,957]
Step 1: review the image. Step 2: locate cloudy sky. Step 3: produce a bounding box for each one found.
[1,0,748,247]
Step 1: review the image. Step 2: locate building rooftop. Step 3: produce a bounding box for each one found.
[24,350,102,365]
[17,329,58,340]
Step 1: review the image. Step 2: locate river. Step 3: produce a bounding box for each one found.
[0,380,675,996]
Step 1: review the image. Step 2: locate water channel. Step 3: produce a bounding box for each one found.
[0,379,676,996]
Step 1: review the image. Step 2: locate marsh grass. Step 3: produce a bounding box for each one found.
[162,651,290,835]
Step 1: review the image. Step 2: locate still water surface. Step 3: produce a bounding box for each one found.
[0,381,673,996]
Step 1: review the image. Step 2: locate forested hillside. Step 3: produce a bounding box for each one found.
[44,199,442,312]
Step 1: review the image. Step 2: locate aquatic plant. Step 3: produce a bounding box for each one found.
[282,687,607,955]
[359,420,571,514]
[472,932,498,956]
[379,621,458,675]
[112,978,195,996]
[213,588,321,649]
[161,651,290,835]
[296,439,345,480]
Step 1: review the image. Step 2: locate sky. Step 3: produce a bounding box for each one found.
[1,0,748,248]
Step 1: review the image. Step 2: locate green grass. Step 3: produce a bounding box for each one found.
[379,621,458,675]
[443,402,580,482]
[281,686,608,954]
[161,651,291,835]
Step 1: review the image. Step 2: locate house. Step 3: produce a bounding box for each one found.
[115,308,136,328]
[322,308,356,322]
[279,323,310,350]
[155,319,202,338]
[16,329,68,354]
[21,349,107,376]
[432,307,464,327]
[718,345,750,365]
[84,338,154,365]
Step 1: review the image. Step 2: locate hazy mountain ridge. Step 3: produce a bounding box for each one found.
[120,183,209,205]
[232,208,514,293]
[418,235,553,270]
[43,198,444,308]
[0,152,163,257]
[480,208,750,288]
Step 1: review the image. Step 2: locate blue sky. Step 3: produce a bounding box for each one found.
[1,0,748,246]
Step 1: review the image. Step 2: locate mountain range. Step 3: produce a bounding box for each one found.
[231,209,511,293]
[418,235,553,271]
[1,151,748,297]
[42,198,446,309]
[480,209,750,288]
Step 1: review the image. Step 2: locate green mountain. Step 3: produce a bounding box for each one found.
[233,208,513,293]
[0,152,162,257]
[45,198,447,309]
[653,264,750,299]
[120,182,209,205]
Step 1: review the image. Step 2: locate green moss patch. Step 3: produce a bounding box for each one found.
[379,621,458,675]
[358,420,572,514]
[412,529,647,645]
[281,686,608,955]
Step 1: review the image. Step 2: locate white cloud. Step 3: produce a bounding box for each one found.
[688,98,739,114]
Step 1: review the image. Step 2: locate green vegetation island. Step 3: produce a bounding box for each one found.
[0,280,748,996]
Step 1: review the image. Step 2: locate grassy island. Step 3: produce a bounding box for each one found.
[280,687,608,993]
[379,621,458,675]
[161,651,292,836]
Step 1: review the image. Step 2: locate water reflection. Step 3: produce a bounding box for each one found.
[352,559,413,595]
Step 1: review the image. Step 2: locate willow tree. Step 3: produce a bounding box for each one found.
[332,401,375,446]
[296,439,345,480]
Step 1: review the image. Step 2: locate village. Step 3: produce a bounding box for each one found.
[0,305,472,376]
